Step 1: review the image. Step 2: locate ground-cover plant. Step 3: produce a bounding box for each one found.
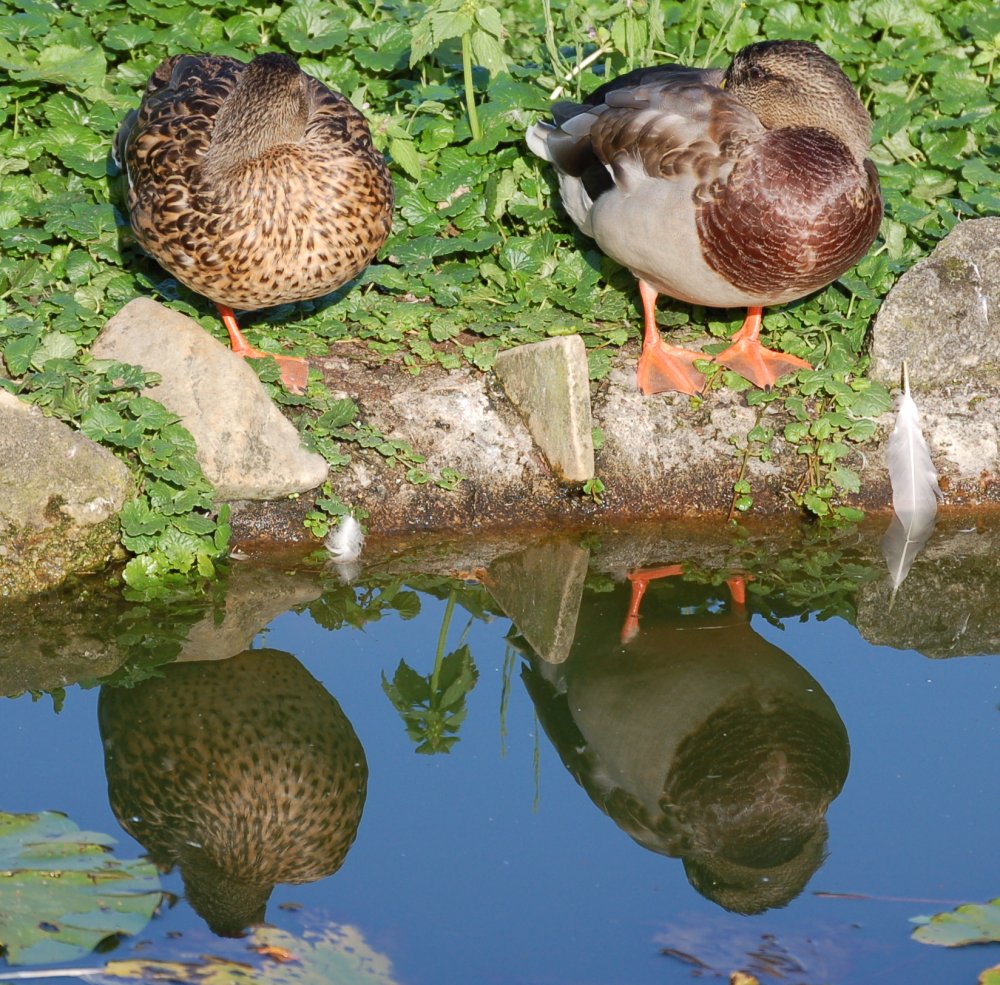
[1,0,998,591]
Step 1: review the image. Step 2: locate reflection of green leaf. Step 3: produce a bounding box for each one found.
[0,811,161,966]
[381,591,479,753]
[913,898,1000,947]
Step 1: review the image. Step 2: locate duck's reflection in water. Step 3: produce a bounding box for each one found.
[521,567,849,914]
[99,648,366,937]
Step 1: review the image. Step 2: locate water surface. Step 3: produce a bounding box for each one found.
[1,521,997,983]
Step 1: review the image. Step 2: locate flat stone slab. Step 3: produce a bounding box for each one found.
[494,336,595,482]
[92,298,328,501]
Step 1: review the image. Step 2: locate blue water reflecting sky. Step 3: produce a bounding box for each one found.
[1,581,997,984]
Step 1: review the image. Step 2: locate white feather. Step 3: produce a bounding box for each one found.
[881,362,942,592]
[325,514,365,564]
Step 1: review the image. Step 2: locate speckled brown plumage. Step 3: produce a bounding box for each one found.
[98,648,367,937]
[527,40,883,394]
[115,52,393,312]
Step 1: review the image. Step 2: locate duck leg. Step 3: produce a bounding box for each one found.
[218,305,309,394]
[713,306,811,389]
[635,280,707,396]
[621,567,748,644]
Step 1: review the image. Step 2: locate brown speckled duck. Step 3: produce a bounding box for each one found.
[115,52,394,393]
[527,40,883,395]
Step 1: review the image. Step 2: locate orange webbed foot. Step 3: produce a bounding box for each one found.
[635,279,707,397]
[637,343,707,396]
[712,306,811,390]
[263,353,310,394]
[713,337,811,389]
[218,304,309,394]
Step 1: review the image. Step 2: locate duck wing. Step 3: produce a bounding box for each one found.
[528,66,759,239]
[114,55,242,182]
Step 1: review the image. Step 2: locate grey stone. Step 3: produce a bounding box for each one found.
[0,580,129,696]
[856,522,1000,658]
[0,559,324,695]
[482,537,590,664]
[0,389,132,597]
[177,563,323,662]
[870,217,1000,387]
[92,298,328,501]
[494,335,595,482]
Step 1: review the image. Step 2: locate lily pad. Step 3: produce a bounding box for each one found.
[0,811,162,966]
[912,898,1000,947]
[96,923,398,984]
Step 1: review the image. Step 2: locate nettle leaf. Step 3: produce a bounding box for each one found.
[475,6,504,37]
[388,136,422,180]
[471,30,508,76]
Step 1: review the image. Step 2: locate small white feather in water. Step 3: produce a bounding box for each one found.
[326,514,365,564]
[881,362,943,593]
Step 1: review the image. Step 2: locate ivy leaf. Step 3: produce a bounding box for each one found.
[14,45,106,89]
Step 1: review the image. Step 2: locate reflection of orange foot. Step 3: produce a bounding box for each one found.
[713,306,811,389]
[218,304,309,394]
[621,565,684,644]
[726,575,747,608]
[620,567,751,643]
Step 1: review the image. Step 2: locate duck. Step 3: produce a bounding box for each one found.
[527,40,883,395]
[114,52,394,394]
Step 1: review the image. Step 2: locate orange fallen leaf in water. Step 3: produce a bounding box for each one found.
[252,944,298,963]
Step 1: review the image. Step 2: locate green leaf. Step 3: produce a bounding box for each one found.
[913,899,1000,947]
[4,335,39,376]
[14,45,106,89]
[388,136,422,181]
[80,402,125,441]
[30,331,78,368]
[0,811,160,966]
[470,31,508,75]
[100,921,399,985]
[475,6,504,37]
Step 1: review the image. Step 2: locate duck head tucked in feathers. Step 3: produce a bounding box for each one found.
[115,52,394,393]
[527,40,882,395]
